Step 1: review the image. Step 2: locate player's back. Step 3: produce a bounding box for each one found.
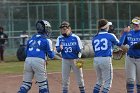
[92,31,119,57]
[26,34,49,59]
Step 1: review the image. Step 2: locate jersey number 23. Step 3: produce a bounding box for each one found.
[94,38,108,51]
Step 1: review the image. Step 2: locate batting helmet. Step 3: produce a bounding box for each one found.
[36,20,52,37]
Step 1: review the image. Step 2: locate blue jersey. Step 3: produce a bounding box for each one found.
[55,33,83,59]
[124,30,140,57]
[25,34,55,60]
[92,30,126,57]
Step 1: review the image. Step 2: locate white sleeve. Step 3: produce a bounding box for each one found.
[55,36,61,47]
[75,35,83,58]
[47,39,53,51]
[76,36,83,50]
[112,34,119,43]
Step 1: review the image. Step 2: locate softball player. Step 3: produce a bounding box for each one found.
[123,17,140,93]
[55,21,85,93]
[18,20,55,93]
[92,19,128,93]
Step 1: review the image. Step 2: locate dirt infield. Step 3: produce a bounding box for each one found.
[0,69,126,93]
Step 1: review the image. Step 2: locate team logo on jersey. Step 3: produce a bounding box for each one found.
[62,42,77,46]
[127,37,140,41]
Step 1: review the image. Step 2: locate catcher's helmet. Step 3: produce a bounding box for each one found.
[36,20,52,37]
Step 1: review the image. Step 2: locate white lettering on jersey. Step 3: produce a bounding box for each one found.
[29,47,33,51]
[127,37,140,41]
[130,42,137,46]
[28,40,41,52]
[127,37,140,46]
[38,40,41,45]
[62,42,77,46]
[65,47,72,53]
[94,38,108,51]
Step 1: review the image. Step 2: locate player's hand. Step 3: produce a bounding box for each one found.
[60,43,63,50]
[53,47,56,52]
[123,26,130,32]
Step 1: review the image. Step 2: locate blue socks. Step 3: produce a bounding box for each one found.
[93,84,101,93]
[79,86,85,93]
[18,87,29,93]
[126,83,134,93]
[63,87,85,93]
[63,90,68,93]
[137,84,140,93]
[39,88,48,93]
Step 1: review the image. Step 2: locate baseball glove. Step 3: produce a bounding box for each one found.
[113,46,127,60]
[75,59,84,68]
[133,42,140,49]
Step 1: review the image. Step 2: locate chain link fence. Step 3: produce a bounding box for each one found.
[0,1,139,57]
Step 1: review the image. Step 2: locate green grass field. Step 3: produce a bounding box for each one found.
[0,56,125,74]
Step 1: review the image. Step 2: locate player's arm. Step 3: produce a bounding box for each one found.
[115,26,130,46]
[76,35,83,52]
[119,26,130,45]
[110,34,120,46]
[46,39,55,59]
[75,35,83,58]
[55,37,63,53]
[112,29,129,46]
[117,32,128,46]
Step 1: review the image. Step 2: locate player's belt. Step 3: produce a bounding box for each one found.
[128,55,140,59]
